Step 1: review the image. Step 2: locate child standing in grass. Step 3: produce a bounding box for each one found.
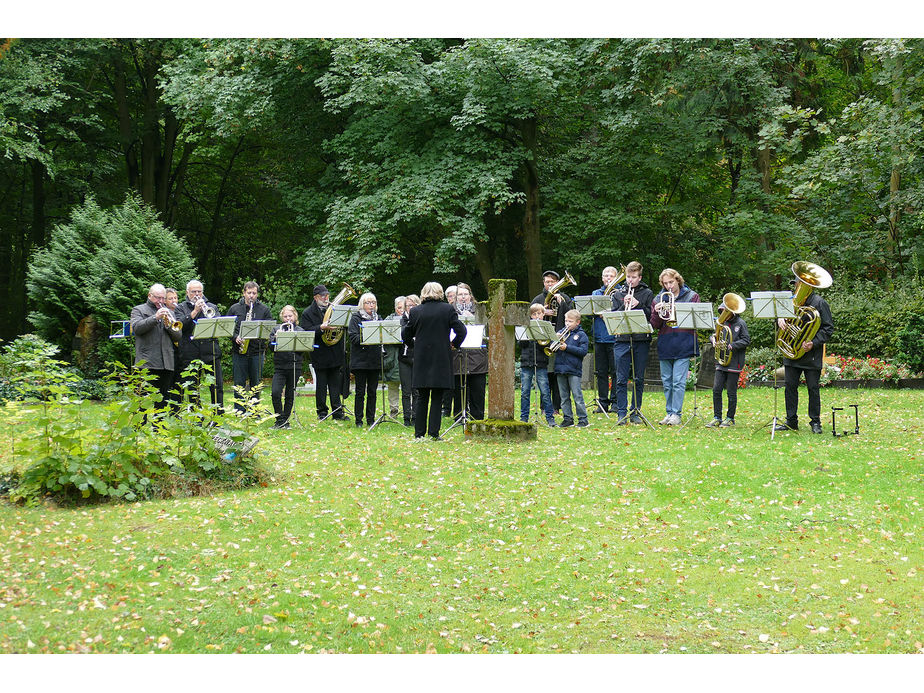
[553,308,589,428]
[707,301,750,428]
[520,303,557,427]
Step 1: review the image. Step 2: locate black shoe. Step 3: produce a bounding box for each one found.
[773,423,795,432]
[404,419,412,427]
[560,420,574,428]
[810,422,823,434]
[629,414,643,425]
[616,416,629,426]
[355,421,363,428]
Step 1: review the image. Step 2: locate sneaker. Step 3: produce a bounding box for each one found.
[810,422,823,434]
[720,418,735,427]
[773,422,795,432]
[658,415,671,425]
[667,414,682,425]
[577,421,590,428]
[706,417,722,428]
[560,420,574,428]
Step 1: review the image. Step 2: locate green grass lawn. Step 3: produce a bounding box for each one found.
[1,386,922,653]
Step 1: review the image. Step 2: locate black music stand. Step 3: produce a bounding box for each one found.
[576,294,616,419]
[192,316,236,410]
[519,320,558,425]
[361,320,403,431]
[673,302,715,430]
[750,291,797,440]
[603,309,655,429]
[443,323,486,436]
[274,328,315,429]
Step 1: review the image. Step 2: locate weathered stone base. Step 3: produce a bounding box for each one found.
[465,418,537,441]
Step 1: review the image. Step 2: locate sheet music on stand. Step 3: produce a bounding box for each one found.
[360,320,402,346]
[326,304,356,329]
[751,291,795,320]
[525,319,557,343]
[275,329,315,352]
[514,325,527,341]
[574,295,613,316]
[239,319,276,342]
[193,316,237,340]
[602,309,652,337]
[457,313,478,325]
[673,302,715,330]
[110,320,131,339]
[456,324,485,349]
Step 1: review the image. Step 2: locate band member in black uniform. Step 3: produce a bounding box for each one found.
[531,270,574,414]
[610,261,654,425]
[175,279,224,412]
[227,281,273,412]
[348,292,382,428]
[775,270,834,434]
[300,285,345,421]
[707,299,750,428]
[402,282,467,440]
[451,282,487,421]
[269,305,305,429]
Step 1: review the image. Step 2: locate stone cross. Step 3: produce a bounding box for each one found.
[473,279,528,420]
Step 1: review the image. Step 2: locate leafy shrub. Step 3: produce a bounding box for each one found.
[0,334,78,400]
[897,312,924,375]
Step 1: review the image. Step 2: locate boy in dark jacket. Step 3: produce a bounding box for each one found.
[520,303,556,427]
[707,303,750,427]
[552,309,590,428]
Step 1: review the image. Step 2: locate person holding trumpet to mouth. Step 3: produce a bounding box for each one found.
[130,283,183,408]
[175,279,225,412]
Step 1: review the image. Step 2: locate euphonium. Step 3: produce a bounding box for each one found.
[322,283,357,346]
[603,265,627,296]
[655,290,676,325]
[239,300,254,355]
[714,292,746,367]
[545,326,570,356]
[544,271,576,316]
[776,261,833,360]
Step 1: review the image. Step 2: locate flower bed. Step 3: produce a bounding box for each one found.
[738,348,921,388]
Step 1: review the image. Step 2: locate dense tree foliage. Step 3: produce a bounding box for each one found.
[4,37,924,360]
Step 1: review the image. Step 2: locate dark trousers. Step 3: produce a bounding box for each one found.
[353,369,379,425]
[784,365,821,426]
[594,342,617,410]
[177,359,224,412]
[314,365,343,419]
[398,360,415,423]
[139,367,172,424]
[443,384,461,417]
[712,369,740,419]
[232,351,264,412]
[613,339,650,416]
[548,365,561,411]
[415,388,444,438]
[271,368,296,425]
[455,373,487,420]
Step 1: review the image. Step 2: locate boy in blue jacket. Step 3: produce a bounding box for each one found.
[553,309,589,428]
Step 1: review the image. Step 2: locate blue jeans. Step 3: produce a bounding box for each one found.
[557,373,587,425]
[659,357,690,416]
[613,340,650,416]
[520,366,554,422]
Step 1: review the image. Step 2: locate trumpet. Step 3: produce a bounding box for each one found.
[196,297,216,319]
[280,322,295,332]
[622,284,636,310]
[545,327,570,355]
[157,303,182,331]
[655,290,676,325]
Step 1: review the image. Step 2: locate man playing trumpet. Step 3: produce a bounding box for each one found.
[175,279,224,412]
[130,283,182,407]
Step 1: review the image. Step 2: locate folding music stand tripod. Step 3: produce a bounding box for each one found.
[750,291,796,441]
[237,318,276,409]
[274,328,315,429]
[672,302,716,430]
[361,319,403,431]
[603,309,655,429]
[191,316,236,411]
[575,294,616,419]
[443,322,486,436]
[319,305,356,422]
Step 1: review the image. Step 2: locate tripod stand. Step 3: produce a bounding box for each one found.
[671,302,715,430]
[274,328,314,429]
[444,322,486,436]
[750,291,796,441]
[360,319,403,431]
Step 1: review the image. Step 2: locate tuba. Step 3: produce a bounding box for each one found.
[776,261,833,360]
[322,283,357,346]
[655,290,676,325]
[714,292,746,366]
[544,271,576,317]
[603,265,627,296]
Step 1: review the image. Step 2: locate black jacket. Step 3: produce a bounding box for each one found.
[175,298,222,366]
[402,298,466,389]
[715,313,750,373]
[270,324,306,370]
[782,292,834,370]
[300,300,344,370]
[227,299,273,355]
[349,310,384,371]
[519,338,550,369]
[531,290,573,332]
[610,282,655,342]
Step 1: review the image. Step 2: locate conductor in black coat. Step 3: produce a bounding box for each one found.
[402,282,467,439]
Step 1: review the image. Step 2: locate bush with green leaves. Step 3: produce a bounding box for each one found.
[0,334,78,401]
[897,312,924,375]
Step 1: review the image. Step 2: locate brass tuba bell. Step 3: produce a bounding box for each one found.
[322,283,357,346]
[776,261,832,360]
[714,292,746,366]
[544,271,576,317]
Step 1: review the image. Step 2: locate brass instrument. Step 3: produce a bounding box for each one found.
[545,327,570,356]
[239,300,254,355]
[714,292,746,367]
[157,303,182,331]
[322,283,357,346]
[280,322,295,332]
[197,297,216,319]
[603,265,627,296]
[622,283,636,310]
[544,271,576,317]
[655,290,676,325]
[776,261,833,360]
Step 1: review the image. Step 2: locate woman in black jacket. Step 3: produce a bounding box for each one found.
[348,292,382,427]
[270,305,305,429]
[402,283,467,439]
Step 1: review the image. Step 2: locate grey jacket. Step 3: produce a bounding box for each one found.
[130,299,181,370]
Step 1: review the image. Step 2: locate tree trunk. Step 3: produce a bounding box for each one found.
[473,236,494,292]
[888,52,903,273]
[520,117,542,299]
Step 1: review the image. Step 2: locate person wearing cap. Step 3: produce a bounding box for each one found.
[300,284,346,421]
[531,270,574,415]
